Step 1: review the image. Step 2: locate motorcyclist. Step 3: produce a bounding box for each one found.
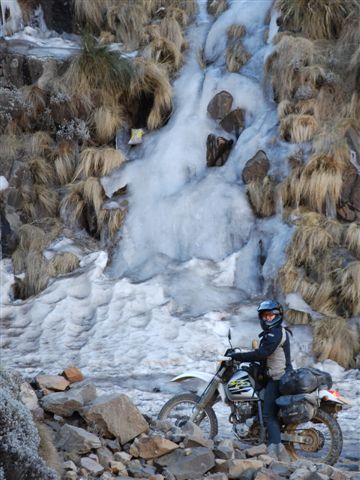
[228,300,292,462]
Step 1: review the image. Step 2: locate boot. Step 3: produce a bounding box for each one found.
[267,443,279,460]
[277,443,292,463]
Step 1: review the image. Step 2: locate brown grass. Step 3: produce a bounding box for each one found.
[83,177,105,214]
[29,157,54,186]
[311,280,337,316]
[51,252,80,275]
[207,0,228,17]
[30,132,54,157]
[132,58,173,130]
[160,16,185,51]
[225,43,251,72]
[277,100,296,119]
[73,0,105,29]
[98,206,127,238]
[33,184,58,217]
[37,422,63,478]
[286,309,311,325]
[313,317,359,368]
[227,24,246,39]
[0,134,23,161]
[107,3,147,50]
[246,177,276,218]
[22,85,47,115]
[336,261,360,316]
[276,0,358,40]
[166,7,189,28]
[92,104,126,143]
[60,182,86,226]
[75,147,125,179]
[143,37,183,73]
[280,114,319,143]
[51,141,77,185]
[344,223,360,257]
[21,251,55,298]
[18,224,48,251]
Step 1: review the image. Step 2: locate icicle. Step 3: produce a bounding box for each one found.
[0,0,23,37]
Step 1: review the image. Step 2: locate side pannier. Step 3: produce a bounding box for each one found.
[276,393,318,425]
[279,367,332,395]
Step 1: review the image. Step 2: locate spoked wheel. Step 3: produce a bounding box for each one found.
[283,409,343,465]
[158,393,218,438]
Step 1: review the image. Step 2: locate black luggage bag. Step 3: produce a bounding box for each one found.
[276,393,317,425]
[279,367,332,396]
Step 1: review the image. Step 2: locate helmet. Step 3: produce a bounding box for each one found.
[257,300,283,330]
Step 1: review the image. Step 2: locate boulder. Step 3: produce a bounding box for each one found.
[220,108,245,138]
[207,91,233,120]
[255,468,282,480]
[114,451,132,464]
[227,459,263,479]
[96,446,114,468]
[57,424,102,453]
[82,394,148,444]
[245,444,268,457]
[206,134,233,167]
[181,421,214,449]
[242,150,270,184]
[63,367,84,384]
[214,439,235,460]
[127,461,157,478]
[136,435,179,459]
[41,382,96,416]
[0,207,17,257]
[340,162,358,203]
[80,457,104,476]
[155,447,215,480]
[109,461,127,475]
[36,374,70,392]
[19,382,39,411]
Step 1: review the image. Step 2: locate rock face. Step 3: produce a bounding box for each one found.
[156,447,216,480]
[206,134,234,167]
[57,424,102,453]
[242,150,270,184]
[82,394,149,444]
[207,91,233,120]
[220,108,245,138]
[41,382,97,416]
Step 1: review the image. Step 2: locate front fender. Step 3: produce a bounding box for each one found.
[171,370,226,402]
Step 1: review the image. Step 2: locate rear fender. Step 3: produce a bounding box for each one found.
[318,389,350,405]
[171,370,226,402]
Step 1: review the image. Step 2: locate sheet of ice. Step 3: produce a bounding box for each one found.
[0,0,22,37]
[0,176,9,191]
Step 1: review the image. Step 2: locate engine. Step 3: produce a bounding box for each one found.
[229,402,258,439]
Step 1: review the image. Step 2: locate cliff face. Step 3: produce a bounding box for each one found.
[0,0,359,376]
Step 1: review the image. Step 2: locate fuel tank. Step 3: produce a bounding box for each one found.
[225,368,258,401]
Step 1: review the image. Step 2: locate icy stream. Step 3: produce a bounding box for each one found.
[0,0,359,465]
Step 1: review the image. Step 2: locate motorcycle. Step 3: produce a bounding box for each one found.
[158,331,350,465]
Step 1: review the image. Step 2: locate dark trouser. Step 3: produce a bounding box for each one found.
[263,379,281,445]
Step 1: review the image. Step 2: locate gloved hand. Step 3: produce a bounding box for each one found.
[227,351,245,362]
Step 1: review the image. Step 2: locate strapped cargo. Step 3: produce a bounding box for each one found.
[279,367,332,395]
[276,393,318,425]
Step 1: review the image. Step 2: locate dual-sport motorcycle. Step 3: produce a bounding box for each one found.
[158,332,350,465]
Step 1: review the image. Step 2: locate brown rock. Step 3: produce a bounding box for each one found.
[207,91,233,120]
[109,460,127,475]
[227,459,263,479]
[255,468,282,480]
[242,150,270,184]
[82,394,148,444]
[350,176,360,211]
[36,374,70,392]
[63,367,84,383]
[330,470,348,480]
[337,204,360,222]
[136,435,179,459]
[220,108,245,138]
[340,161,358,203]
[206,134,233,167]
[245,444,268,457]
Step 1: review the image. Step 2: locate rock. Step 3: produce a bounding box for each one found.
[136,435,179,459]
[234,449,246,460]
[337,204,360,222]
[205,474,229,480]
[82,394,148,444]
[330,470,348,480]
[97,446,114,468]
[41,382,97,416]
[350,176,360,212]
[127,461,157,478]
[242,150,270,184]
[207,91,233,119]
[306,473,329,480]
[227,459,263,479]
[271,461,293,477]
[64,472,77,480]
[317,466,334,477]
[340,162,358,203]
[258,454,275,466]
[0,207,17,257]
[57,424,102,454]
[214,440,234,460]
[36,374,70,392]
[106,438,121,451]
[63,460,77,471]
[114,451,132,464]
[80,457,104,476]
[37,0,78,33]
[220,108,245,138]
[155,447,215,480]
[63,367,84,383]
[19,382,39,411]
[206,134,233,167]
[255,467,282,480]
[110,460,127,475]
[246,444,268,457]
[181,422,214,449]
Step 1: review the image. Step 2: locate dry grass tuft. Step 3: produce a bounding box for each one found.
[91,104,126,143]
[0,134,23,161]
[29,157,54,186]
[34,184,59,217]
[277,261,299,294]
[225,43,251,72]
[73,0,105,29]
[344,223,360,257]
[75,147,125,179]
[51,141,77,185]
[30,131,54,156]
[246,177,276,218]
[207,0,228,16]
[98,206,127,238]
[166,7,189,28]
[311,280,337,316]
[286,309,311,325]
[83,177,105,214]
[227,24,246,39]
[143,37,183,73]
[51,252,80,275]
[21,251,55,299]
[160,15,185,50]
[18,224,48,251]
[313,317,359,368]
[132,58,173,130]
[22,85,47,115]
[280,114,319,143]
[335,261,360,316]
[60,182,86,226]
[276,0,358,40]
[277,100,296,119]
[107,3,147,50]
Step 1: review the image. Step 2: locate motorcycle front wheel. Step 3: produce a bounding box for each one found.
[284,409,343,465]
[158,393,218,438]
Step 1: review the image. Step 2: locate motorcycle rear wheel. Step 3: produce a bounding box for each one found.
[284,408,343,465]
[158,393,218,438]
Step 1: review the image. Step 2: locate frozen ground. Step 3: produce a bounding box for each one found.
[0,0,359,466]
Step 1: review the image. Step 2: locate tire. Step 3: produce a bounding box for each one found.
[158,393,218,439]
[284,408,343,465]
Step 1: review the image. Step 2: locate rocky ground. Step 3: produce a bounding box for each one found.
[1,367,359,480]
